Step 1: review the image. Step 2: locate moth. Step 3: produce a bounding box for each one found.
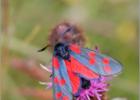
[39,26,122,100]
[51,42,122,100]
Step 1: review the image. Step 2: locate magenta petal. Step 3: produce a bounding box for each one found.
[76,76,109,100]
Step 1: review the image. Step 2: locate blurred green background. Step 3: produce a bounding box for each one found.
[1,0,138,100]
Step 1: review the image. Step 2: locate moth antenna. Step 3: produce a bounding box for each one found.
[38,44,51,52]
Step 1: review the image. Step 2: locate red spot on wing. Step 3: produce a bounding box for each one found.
[65,60,80,94]
[68,71,80,94]
[89,58,95,65]
[68,56,99,79]
[103,57,110,65]
[64,55,99,94]
[70,44,81,54]
[104,65,112,73]
[60,79,66,86]
[62,96,69,100]
[54,77,59,84]
[54,77,66,86]
[88,52,96,65]
[88,52,95,58]
[56,92,62,99]
[52,57,60,69]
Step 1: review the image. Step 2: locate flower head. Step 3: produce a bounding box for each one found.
[77,77,109,100]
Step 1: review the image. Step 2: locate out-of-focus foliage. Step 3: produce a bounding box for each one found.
[1,0,138,100]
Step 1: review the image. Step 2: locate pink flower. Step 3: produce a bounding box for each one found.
[76,77,109,100]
